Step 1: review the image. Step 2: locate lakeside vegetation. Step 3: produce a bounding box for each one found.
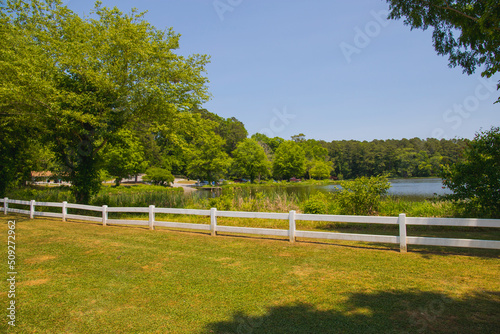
[4,178,456,219]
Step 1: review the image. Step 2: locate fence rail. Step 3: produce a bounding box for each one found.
[2,197,500,252]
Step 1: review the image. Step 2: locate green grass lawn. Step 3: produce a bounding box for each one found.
[1,214,499,333]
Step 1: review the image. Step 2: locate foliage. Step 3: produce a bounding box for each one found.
[251,133,285,154]
[301,138,333,179]
[208,193,233,210]
[152,112,205,175]
[232,138,271,182]
[0,122,39,196]
[186,131,232,183]
[272,140,307,180]
[386,0,500,102]
[193,107,248,155]
[302,192,329,214]
[324,137,467,179]
[442,126,500,218]
[309,160,334,180]
[336,175,391,215]
[143,167,174,187]
[102,130,148,186]
[1,0,209,203]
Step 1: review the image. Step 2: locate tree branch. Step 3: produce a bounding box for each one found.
[420,0,500,32]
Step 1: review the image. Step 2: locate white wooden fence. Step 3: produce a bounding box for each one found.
[2,197,500,252]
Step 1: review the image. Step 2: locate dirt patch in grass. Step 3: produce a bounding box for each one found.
[24,255,57,264]
[20,278,50,286]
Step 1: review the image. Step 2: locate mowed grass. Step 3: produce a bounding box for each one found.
[1,214,499,334]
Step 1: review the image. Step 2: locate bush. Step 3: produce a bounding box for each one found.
[336,175,390,215]
[208,194,233,210]
[302,193,328,214]
[143,167,174,186]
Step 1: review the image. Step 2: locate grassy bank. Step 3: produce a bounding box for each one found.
[1,214,499,333]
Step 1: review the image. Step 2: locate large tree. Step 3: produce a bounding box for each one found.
[232,138,271,182]
[386,0,500,102]
[186,132,232,184]
[442,126,500,218]
[1,0,209,203]
[272,141,306,180]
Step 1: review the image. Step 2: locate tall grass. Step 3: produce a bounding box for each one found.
[379,195,456,217]
[5,184,462,218]
[6,184,190,209]
[92,185,185,208]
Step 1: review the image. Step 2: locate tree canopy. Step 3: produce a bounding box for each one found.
[386,0,500,102]
[232,138,271,182]
[443,126,500,218]
[272,141,306,180]
[0,0,209,202]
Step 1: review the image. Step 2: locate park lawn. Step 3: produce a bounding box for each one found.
[1,214,499,333]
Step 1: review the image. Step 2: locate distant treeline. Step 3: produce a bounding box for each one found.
[320,137,468,179]
[252,132,468,180]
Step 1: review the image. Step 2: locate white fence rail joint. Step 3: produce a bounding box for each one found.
[1,197,499,252]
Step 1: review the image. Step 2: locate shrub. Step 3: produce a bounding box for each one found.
[336,175,391,215]
[302,193,328,214]
[143,167,174,186]
[208,194,233,210]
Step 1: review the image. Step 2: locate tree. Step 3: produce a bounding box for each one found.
[232,138,271,182]
[251,133,284,153]
[301,139,331,179]
[309,160,333,180]
[272,141,306,180]
[0,1,54,195]
[192,107,248,155]
[143,167,174,186]
[386,0,500,102]
[1,1,209,203]
[291,133,306,143]
[153,112,206,176]
[186,132,232,184]
[442,127,500,218]
[222,117,248,154]
[102,130,148,186]
[395,147,419,177]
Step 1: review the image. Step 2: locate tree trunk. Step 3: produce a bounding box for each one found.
[70,154,102,204]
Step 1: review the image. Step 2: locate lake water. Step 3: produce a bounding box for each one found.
[321,178,452,196]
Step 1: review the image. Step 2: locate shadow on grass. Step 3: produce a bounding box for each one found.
[203,290,500,334]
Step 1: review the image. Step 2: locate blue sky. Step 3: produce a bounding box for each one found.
[65,0,499,142]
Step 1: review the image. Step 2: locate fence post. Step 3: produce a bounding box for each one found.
[62,201,67,222]
[289,210,296,242]
[149,205,155,230]
[102,205,108,226]
[398,213,407,253]
[30,200,35,219]
[3,197,7,215]
[210,208,217,236]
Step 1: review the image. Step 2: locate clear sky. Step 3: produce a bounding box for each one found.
[65,0,499,142]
